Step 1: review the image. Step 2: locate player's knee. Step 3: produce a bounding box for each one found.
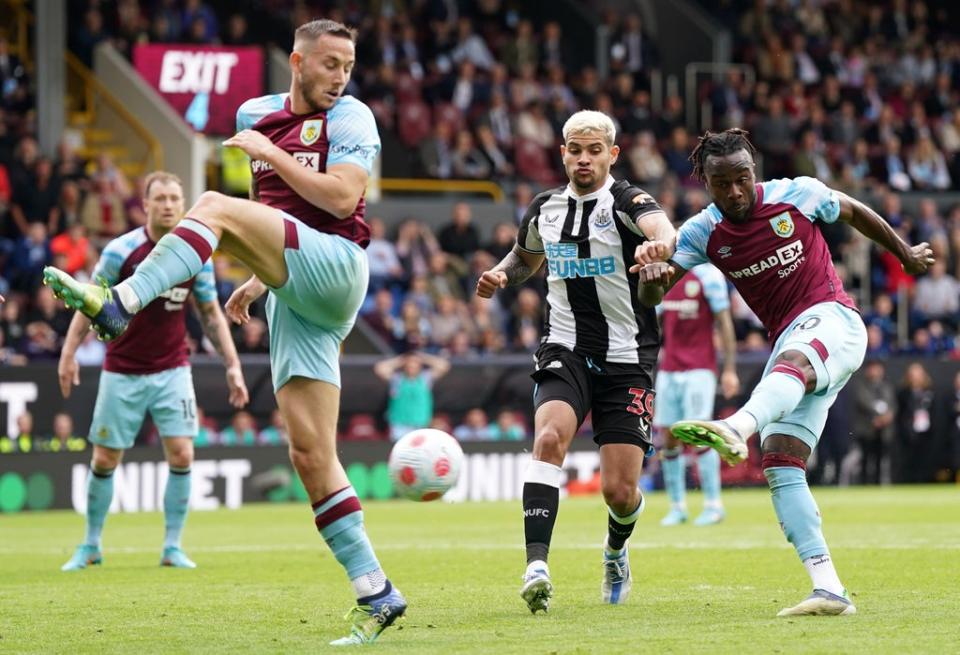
[91,450,120,472]
[532,426,567,463]
[189,191,230,226]
[165,446,194,469]
[775,351,817,391]
[602,480,639,515]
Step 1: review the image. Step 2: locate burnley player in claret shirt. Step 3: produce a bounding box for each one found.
[635,128,934,617]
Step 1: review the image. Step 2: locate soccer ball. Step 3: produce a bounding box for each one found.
[388,429,464,501]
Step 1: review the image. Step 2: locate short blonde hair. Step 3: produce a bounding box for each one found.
[143,171,183,198]
[562,110,616,147]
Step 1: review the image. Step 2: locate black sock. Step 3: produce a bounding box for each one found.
[607,498,642,551]
[523,482,559,564]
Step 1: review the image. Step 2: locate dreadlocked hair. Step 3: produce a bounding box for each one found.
[689,128,758,182]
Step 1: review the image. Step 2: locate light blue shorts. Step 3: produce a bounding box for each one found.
[89,366,197,449]
[653,369,717,428]
[266,214,369,391]
[759,301,867,450]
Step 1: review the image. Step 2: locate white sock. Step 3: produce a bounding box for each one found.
[351,567,387,599]
[526,559,549,576]
[114,281,143,313]
[723,410,758,439]
[671,502,688,512]
[803,554,844,596]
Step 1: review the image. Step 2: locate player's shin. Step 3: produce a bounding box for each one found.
[696,448,722,508]
[313,487,388,600]
[117,219,219,313]
[727,366,807,437]
[660,447,687,511]
[522,460,564,567]
[163,467,191,549]
[606,495,644,552]
[85,466,115,548]
[763,454,845,596]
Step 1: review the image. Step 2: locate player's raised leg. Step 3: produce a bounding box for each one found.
[276,377,405,644]
[671,354,808,465]
[44,192,287,340]
[520,399,578,614]
[599,443,645,604]
[62,445,121,571]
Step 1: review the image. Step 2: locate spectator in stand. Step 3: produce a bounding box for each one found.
[628,131,666,186]
[374,351,451,441]
[29,284,71,338]
[426,251,467,303]
[484,222,518,262]
[453,408,492,441]
[10,157,60,236]
[877,136,912,192]
[852,359,896,485]
[193,407,219,447]
[438,202,480,261]
[475,124,513,180]
[662,126,696,186]
[8,223,50,294]
[396,219,441,282]
[913,261,960,327]
[428,295,471,350]
[418,121,454,179]
[0,329,27,366]
[393,299,430,352]
[488,409,526,441]
[450,129,491,180]
[70,7,107,67]
[362,288,399,348]
[236,317,269,354]
[50,223,89,276]
[80,174,127,242]
[56,182,84,234]
[45,412,86,453]
[220,410,257,447]
[181,0,219,43]
[515,101,555,150]
[865,324,894,358]
[366,217,403,294]
[908,135,952,191]
[896,363,939,483]
[258,408,288,446]
[501,19,538,77]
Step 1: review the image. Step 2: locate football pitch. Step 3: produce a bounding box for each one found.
[2,486,957,654]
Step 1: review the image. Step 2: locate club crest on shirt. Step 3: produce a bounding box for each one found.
[684,280,701,297]
[593,209,612,229]
[769,212,795,238]
[300,119,323,146]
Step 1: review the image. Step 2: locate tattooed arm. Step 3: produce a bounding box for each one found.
[475,245,545,298]
[196,298,249,408]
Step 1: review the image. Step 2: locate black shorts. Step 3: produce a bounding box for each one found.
[531,343,655,449]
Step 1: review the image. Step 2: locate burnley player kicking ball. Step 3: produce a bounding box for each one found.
[635,129,934,617]
[44,19,405,646]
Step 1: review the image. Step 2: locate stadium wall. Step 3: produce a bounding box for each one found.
[0,440,600,513]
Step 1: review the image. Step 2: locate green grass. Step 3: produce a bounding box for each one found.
[1,486,958,654]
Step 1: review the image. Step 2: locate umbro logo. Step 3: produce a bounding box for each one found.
[718,245,733,259]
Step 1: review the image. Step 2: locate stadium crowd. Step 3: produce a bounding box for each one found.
[0,1,958,480]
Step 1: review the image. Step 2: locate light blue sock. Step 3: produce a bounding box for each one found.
[764,466,828,560]
[163,467,191,549]
[85,468,114,548]
[122,219,218,311]
[661,448,686,509]
[728,367,807,437]
[314,487,382,582]
[697,449,722,506]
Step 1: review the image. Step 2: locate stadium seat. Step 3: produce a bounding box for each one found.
[344,413,384,441]
[514,138,561,186]
[433,102,464,133]
[394,73,423,103]
[396,101,432,148]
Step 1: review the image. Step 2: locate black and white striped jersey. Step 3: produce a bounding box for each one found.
[517,176,662,366]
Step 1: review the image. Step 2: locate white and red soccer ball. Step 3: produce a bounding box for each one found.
[388,429,464,501]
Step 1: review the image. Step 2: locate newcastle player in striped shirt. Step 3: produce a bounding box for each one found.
[477,110,675,612]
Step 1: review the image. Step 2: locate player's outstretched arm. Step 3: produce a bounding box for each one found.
[634,210,677,266]
[58,312,93,398]
[195,298,249,408]
[836,192,935,275]
[476,245,544,298]
[636,261,685,308]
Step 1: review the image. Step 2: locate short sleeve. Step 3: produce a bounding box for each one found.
[236,94,285,132]
[192,260,217,304]
[516,192,550,254]
[326,97,381,174]
[672,211,715,270]
[765,176,840,224]
[695,264,730,313]
[612,181,663,237]
[91,239,126,286]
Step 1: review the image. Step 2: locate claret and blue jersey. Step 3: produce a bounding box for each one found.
[672,176,857,340]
